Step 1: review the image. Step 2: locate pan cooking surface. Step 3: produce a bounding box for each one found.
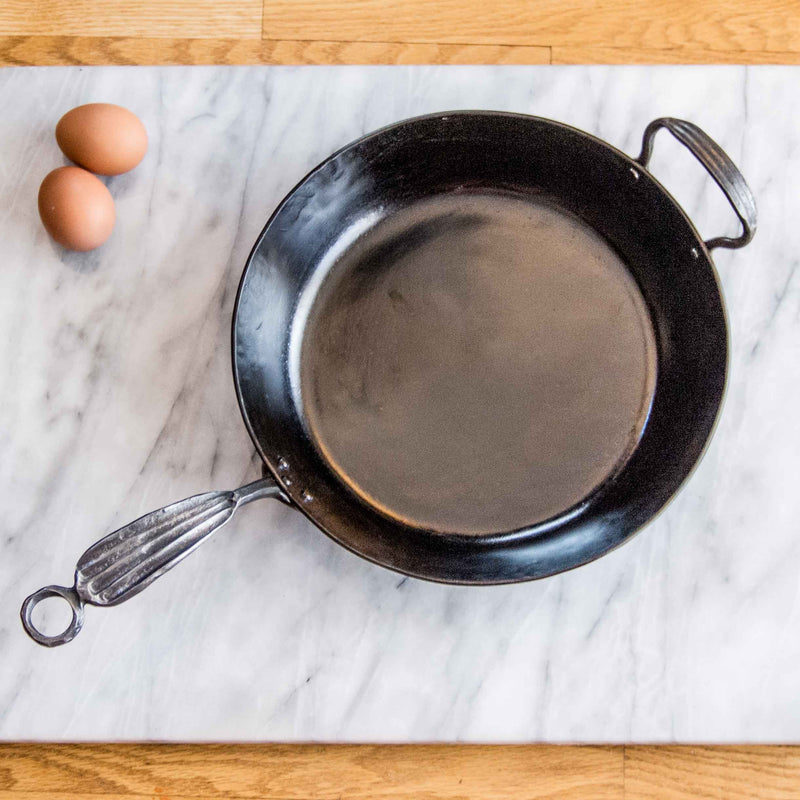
[297,188,657,535]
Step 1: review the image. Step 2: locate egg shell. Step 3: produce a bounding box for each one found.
[56,103,148,176]
[38,167,116,252]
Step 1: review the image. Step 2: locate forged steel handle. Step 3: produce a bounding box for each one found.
[637,117,757,251]
[20,477,282,647]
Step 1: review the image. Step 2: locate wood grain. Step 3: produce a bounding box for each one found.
[260,0,800,52]
[4,744,800,799]
[0,0,262,38]
[0,36,550,66]
[625,746,800,799]
[10,37,800,68]
[2,0,799,65]
[0,743,622,799]
[552,46,800,64]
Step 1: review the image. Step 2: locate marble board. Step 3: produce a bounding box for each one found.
[0,65,798,742]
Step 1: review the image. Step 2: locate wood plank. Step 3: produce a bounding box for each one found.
[0,0,261,38]
[0,35,550,66]
[261,0,800,52]
[0,743,622,799]
[552,45,800,64]
[625,746,800,799]
[5,744,800,799]
[6,35,800,67]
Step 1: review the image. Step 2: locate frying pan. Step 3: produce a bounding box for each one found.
[21,113,756,647]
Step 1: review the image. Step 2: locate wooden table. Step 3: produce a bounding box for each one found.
[2,2,799,797]
[2,0,799,66]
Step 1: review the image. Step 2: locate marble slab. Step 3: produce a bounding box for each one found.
[0,65,798,742]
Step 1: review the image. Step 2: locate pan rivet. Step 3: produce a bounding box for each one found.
[691,247,700,259]
[282,475,293,487]
[301,490,313,503]
[629,167,640,181]
[277,458,289,472]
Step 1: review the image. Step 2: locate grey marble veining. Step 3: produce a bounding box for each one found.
[0,65,798,742]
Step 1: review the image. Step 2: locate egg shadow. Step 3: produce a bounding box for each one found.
[104,171,135,198]
[53,239,104,274]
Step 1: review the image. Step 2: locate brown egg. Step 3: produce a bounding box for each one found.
[38,167,116,251]
[56,103,148,176]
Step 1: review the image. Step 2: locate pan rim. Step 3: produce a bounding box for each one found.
[231,110,729,584]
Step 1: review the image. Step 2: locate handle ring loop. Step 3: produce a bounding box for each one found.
[21,585,84,647]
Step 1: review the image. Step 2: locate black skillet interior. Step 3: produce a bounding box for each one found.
[232,112,727,583]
